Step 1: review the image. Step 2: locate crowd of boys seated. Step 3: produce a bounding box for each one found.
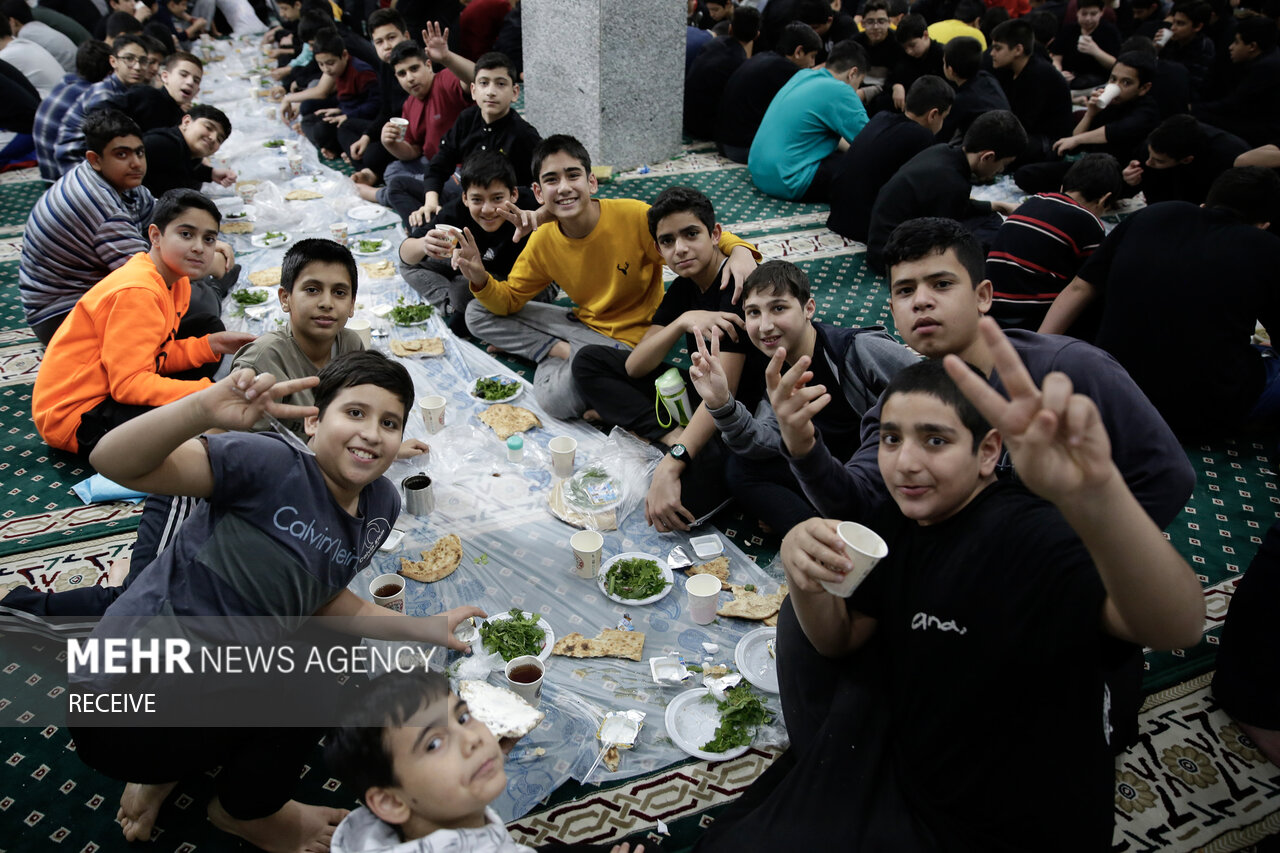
[2,0,1277,849]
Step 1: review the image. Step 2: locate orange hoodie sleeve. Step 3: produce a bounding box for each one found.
[98,287,214,407]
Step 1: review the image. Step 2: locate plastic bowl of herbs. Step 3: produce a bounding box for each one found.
[479,609,554,667]
[387,300,434,326]
[471,375,522,404]
[231,289,269,306]
[598,552,673,605]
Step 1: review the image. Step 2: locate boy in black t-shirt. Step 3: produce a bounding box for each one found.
[573,186,763,531]
[397,152,541,336]
[1052,0,1122,88]
[696,344,1204,851]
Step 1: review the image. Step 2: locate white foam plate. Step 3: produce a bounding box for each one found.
[348,204,390,221]
[479,610,554,669]
[598,553,673,606]
[471,375,523,404]
[251,232,291,249]
[734,627,778,694]
[664,688,751,762]
[351,238,391,256]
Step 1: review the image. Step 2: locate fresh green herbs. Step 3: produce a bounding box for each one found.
[604,557,668,600]
[263,139,285,148]
[232,289,268,305]
[479,609,545,661]
[357,239,385,253]
[388,298,434,325]
[700,685,772,753]
[473,376,518,401]
[563,466,620,508]
[264,231,285,242]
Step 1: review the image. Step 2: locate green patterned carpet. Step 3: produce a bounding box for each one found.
[0,134,1277,851]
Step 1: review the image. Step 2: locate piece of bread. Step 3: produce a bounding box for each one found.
[360,260,396,279]
[397,533,463,583]
[389,337,444,357]
[685,556,730,588]
[284,189,323,200]
[478,404,541,441]
[716,583,789,621]
[247,266,282,288]
[552,629,644,662]
[221,221,254,234]
[458,680,544,740]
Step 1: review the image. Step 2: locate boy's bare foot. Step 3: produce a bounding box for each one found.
[208,797,347,853]
[320,148,338,160]
[485,344,506,355]
[117,780,178,842]
[583,409,602,423]
[351,168,376,185]
[353,183,379,203]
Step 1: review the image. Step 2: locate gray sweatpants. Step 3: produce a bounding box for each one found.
[465,299,630,419]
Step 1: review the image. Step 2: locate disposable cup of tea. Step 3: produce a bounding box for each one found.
[330,221,350,242]
[348,318,372,347]
[435,223,463,247]
[420,394,446,434]
[685,572,721,624]
[570,529,603,579]
[370,573,405,612]
[549,435,577,478]
[820,521,889,598]
[388,116,409,139]
[1095,82,1122,109]
[504,655,545,707]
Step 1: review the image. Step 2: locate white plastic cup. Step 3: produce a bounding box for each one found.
[370,573,405,612]
[820,521,889,598]
[549,436,577,478]
[1095,82,1123,109]
[504,655,545,707]
[570,529,603,579]
[420,394,446,434]
[685,573,722,625]
[330,221,350,242]
[288,154,304,176]
[435,223,463,247]
[388,116,409,139]
[348,318,372,348]
[1154,27,1172,48]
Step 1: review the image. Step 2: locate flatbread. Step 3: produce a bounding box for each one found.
[361,260,396,279]
[284,189,323,200]
[762,614,778,627]
[547,479,618,531]
[397,533,463,583]
[716,583,788,621]
[552,629,644,662]
[458,680,544,740]
[389,337,444,357]
[685,556,730,588]
[221,221,254,234]
[478,404,541,441]
[248,266,281,288]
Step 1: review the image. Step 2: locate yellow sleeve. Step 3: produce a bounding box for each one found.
[717,229,762,261]
[469,231,555,316]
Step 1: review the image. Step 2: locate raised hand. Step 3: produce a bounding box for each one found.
[780,518,851,594]
[689,326,731,409]
[198,369,319,432]
[718,245,758,304]
[942,318,1118,507]
[765,347,830,457]
[498,200,540,241]
[452,227,488,283]
[423,22,450,63]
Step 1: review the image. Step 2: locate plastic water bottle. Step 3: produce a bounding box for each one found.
[654,368,693,428]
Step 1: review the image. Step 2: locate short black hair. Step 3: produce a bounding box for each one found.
[151,187,221,231]
[1061,153,1122,203]
[76,39,114,82]
[776,20,823,56]
[863,0,891,13]
[325,671,451,807]
[943,35,983,78]
[106,10,142,37]
[905,74,956,115]
[882,217,986,290]
[1077,0,1106,9]
[314,31,346,58]
[826,38,868,74]
[110,34,147,57]
[646,185,716,240]
[187,103,232,140]
[142,25,175,53]
[1026,10,1058,44]
[1,0,31,24]
[961,109,1027,159]
[1172,0,1212,27]
[742,259,812,304]
[980,6,1009,39]
[474,50,517,79]
[1147,114,1203,159]
[1205,166,1280,224]
[458,150,517,193]
[83,107,142,155]
[313,350,414,422]
[794,0,833,26]
[1236,15,1277,53]
[367,7,405,32]
[887,0,909,15]
[1113,51,1156,85]
[164,49,202,71]
[531,134,591,181]
[730,5,760,41]
[298,13,336,44]
[882,359,992,452]
[895,13,929,43]
[991,18,1034,53]
[281,238,358,297]
[1119,34,1157,55]
[955,0,985,22]
[1131,0,1161,8]
[389,40,426,67]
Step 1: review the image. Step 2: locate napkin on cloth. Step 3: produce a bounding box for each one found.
[72,474,146,505]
